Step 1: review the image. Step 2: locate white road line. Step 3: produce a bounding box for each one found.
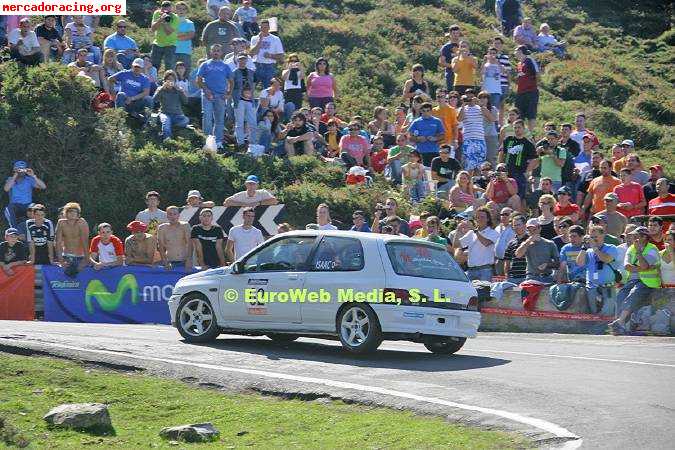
[468,349,675,368]
[0,339,582,449]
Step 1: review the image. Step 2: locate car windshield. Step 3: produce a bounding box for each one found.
[385,241,468,282]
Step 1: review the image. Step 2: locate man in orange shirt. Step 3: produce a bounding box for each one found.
[583,159,620,216]
[612,139,634,172]
[432,88,458,148]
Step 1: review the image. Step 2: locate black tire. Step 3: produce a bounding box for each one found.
[176,294,220,343]
[337,304,383,354]
[266,333,299,343]
[423,337,467,355]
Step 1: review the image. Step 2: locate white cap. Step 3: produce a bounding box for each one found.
[132,58,144,68]
[187,189,202,199]
[621,139,634,147]
[526,218,540,227]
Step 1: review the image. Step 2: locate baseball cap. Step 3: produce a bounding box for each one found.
[649,164,663,172]
[126,220,148,233]
[4,228,19,237]
[557,186,571,195]
[628,226,649,236]
[546,130,560,137]
[13,160,27,170]
[132,58,144,68]
[621,139,634,147]
[526,218,540,227]
[187,189,202,199]
[582,133,594,140]
[245,175,260,184]
[603,192,618,201]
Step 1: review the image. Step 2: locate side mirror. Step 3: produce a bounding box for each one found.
[232,261,244,274]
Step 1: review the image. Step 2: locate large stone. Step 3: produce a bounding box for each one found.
[159,423,220,443]
[43,403,111,430]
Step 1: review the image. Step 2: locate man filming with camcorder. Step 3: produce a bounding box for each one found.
[3,161,47,228]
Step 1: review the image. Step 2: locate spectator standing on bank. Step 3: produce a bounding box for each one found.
[202,6,241,54]
[584,159,621,216]
[231,54,257,149]
[250,19,285,89]
[174,2,195,72]
[500,119,537,201]
[496,0,522,36]
[191,209,226,268]
[27,204,54,265]
[503,214,528,284]
[89,223,124,270]
[451,41,478,95]
[438,24,461,91]
[103,19,139,69]
[494,207,514,276]
[307,57,338,109]
[226,207,264,261]
[408,102,445,167]
[55,202,90,277]
[282,54,305,113]
[0,228,29,277]
[513,45,539,131]
[596,193,628,238]
[233,0,259,40]
[492,36,511,125]
[135,191,168,236]
[4,161,46,228]
[124,221,156,266]
[197,44,233,150]
[150,1,180,70]
[513,17,537,50]
[402,150,427,204]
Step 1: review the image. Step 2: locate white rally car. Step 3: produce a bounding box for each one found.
[168,230,481,354]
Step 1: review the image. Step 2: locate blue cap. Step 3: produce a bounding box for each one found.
[13,160,27,170]
[4,228,19,236]
[245,175,260,184]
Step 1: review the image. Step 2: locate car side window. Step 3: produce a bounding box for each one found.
[310,237,364,272]
[243,236,315,272]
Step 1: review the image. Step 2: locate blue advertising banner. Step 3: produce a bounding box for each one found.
[43,266,193,324]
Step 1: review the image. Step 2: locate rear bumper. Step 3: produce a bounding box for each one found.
[373,305,481,338]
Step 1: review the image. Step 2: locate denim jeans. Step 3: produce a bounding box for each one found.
[436,180,454,199]
[586,285,615,315]
[256,125,272,151]
[150,44,176,71]
[4,203,30,228]
[115,92,153,114]
[467,266,493,281]
[234,100,257,145]
[408,180,427,203]
[385,159,402,184]
[489,93,502,109]
[62,46,101,65]
[159,113,189,139]
[617,278,653,316]
[511,171,528,199]
[202,94,226,146]
[254,62,276,89]
[117,52,135,69]
[283,102,295,122]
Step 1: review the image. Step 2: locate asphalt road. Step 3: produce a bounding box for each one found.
[1,321,673,449]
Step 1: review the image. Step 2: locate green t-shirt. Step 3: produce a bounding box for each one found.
[388,145,413,164]
[604,234,620,246]
[426,234,448,246]
[540,146,567,182]
[152,11,180,47]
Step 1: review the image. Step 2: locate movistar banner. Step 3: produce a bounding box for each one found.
[43,266,193,324]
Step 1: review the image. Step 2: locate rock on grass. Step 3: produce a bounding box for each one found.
[159,423,220,443]
[43,403,112,431]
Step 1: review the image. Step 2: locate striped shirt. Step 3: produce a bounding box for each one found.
[497,52,511,87]
[462,104,485,140]
[504,235,528,280]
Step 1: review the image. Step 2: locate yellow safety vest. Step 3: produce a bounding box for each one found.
[627,243,661,288]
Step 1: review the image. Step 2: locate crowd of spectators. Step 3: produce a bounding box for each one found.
[1,2,673,334]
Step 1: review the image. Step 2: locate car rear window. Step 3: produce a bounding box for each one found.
[385,241,468,282]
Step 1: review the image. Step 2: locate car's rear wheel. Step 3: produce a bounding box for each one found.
[423,337,467,355]
[176,295,220,343]
[337,304,382,354]
[266,333,299,343]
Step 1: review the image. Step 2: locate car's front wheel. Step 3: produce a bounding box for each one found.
[423,337,466,355]
[176,295,220,343]
[337,304,382,354]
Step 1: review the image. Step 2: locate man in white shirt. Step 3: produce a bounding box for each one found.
[453,206,499,281]
[226,207,264,260]
[223,175,278,207]
[225,37,256,71]
[249,19,284,88]
[494,207,515,276]
[8,18,42,66]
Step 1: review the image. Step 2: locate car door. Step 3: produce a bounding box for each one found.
[301,236,379,331]
[223,235,316,324]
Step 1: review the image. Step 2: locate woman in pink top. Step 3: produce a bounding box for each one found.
[339,121,371,166]
[448,171,480,211]
[306,57,337,109]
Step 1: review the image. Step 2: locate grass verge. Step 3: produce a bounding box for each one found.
[0,352,529,449]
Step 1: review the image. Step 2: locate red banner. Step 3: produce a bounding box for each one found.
[481,307,613,322]
[0,265,35,320]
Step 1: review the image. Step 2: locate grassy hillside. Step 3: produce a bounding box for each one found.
[0,0,672,232]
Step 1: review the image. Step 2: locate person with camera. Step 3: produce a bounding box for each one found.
[515,218,559,284]
[154,69,190,142]
[150,1,180,71]
[485,163,521,216]
[372,198,410,236]
[281,53,305,114]
[4,161,46,229]
[250,18,285,89]
[453,206,499,281]
[575,225,619,315]
[535,129,566,192]
[609,226,661,334]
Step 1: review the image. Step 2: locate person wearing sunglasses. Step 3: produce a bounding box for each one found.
[576,225,619,315]
[558,224,585,283]
[552,218,574,251]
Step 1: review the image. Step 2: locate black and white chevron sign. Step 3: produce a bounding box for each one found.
[179,205,286,235]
